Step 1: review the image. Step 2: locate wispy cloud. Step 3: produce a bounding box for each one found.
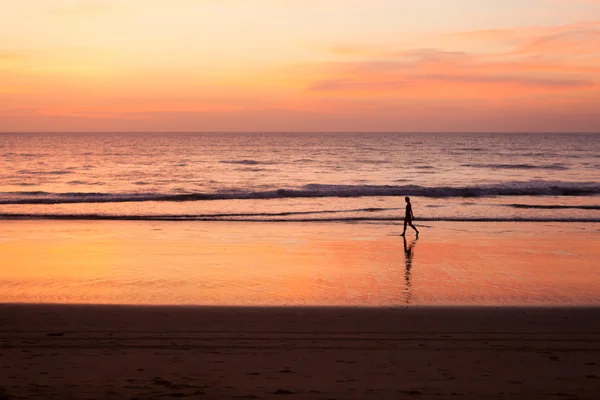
[309,75,593,93]
[307,21,600,97]
[2,6,599,132]
[517,24,600,55]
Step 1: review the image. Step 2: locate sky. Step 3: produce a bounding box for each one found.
[1,0,600,132]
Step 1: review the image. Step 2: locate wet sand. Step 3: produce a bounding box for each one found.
[1,305,600,399]
[1,221,599,306]
[1,221,599,398]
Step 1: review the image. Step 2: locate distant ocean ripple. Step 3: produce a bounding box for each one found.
[1,132,598,222]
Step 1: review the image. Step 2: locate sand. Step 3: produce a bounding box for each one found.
[1,305,600,399]
[1,220,599,398]
[1,221,600,306]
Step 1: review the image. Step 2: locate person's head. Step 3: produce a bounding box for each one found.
[405,196,410,203]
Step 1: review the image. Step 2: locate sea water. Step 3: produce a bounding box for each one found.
[1,132,598,222]
[1,132,599,306]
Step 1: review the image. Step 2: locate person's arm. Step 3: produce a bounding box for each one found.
[411,207,415,220]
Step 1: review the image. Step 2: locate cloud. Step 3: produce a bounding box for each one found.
[420,74,593,88]
[2,11,599,132]
[306,21,600,97]
[3,101,599,132]
[309,74,593,93]
[517,25,600,55]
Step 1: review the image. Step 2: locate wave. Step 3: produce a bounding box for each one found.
[17,170,74,175]
[0,182,598,205]
[220,160,276,165]
[0,213,598,223]
[67,180,105,186]
[462,163,569,170]
[457,147,486,152]
[0,207,390,219]
[508,204,600,210]
[235,167,271,172]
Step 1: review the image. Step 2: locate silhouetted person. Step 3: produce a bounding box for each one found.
[401,196,419,236]
[403,236,418,304]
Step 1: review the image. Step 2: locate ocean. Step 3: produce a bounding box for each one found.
[1,132,598,223]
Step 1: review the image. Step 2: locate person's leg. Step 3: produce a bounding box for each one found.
[401,220,408,236]
[409,222,419,235]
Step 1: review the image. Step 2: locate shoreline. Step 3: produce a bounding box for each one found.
[2,221,600,398]
[2,220,599,306]
[1,216,600,223]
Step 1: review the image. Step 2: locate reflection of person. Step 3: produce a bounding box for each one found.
[401,196,419,237]
[403,236,418,304]
[403,235,417,258]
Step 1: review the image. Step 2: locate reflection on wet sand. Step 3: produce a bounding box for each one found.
[403,236,418,304]
[2,221,600,306]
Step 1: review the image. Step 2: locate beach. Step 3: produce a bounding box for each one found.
[1,220,600,399]
[1,305,600,399]
[3,0,600,396]
[2,131,599,399]
[1,221,599,306]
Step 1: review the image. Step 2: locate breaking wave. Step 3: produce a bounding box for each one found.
[0,182,598,205]
[0,213,598,223]
[507,204,600,210]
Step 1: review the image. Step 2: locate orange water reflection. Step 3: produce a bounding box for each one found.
[1,221,599,306]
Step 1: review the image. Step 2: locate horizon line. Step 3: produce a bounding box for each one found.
[1,131,599,135]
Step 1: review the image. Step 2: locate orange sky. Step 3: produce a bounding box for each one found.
[1,1,599,132]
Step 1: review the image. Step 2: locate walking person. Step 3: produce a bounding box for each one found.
[401,196,419,237]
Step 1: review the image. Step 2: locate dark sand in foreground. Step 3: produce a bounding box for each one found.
[1,305,599,399]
